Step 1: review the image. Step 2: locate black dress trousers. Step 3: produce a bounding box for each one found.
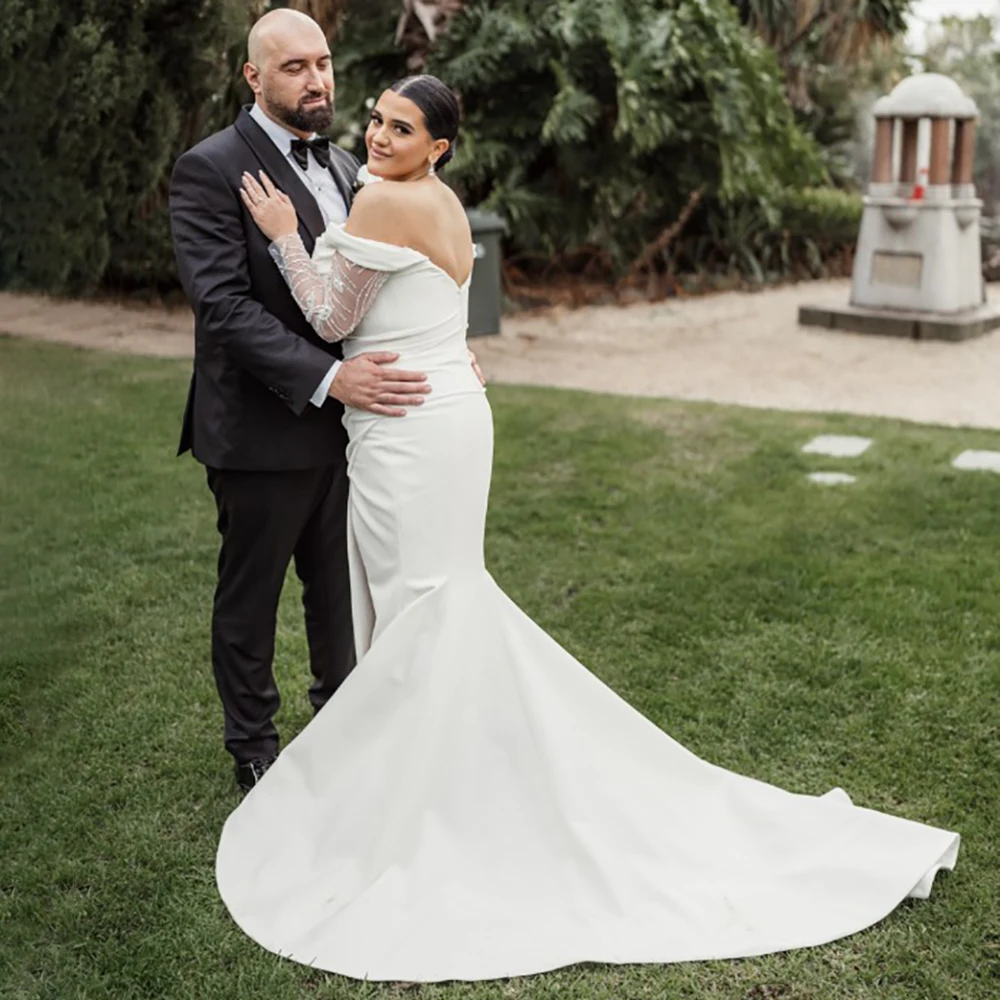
[206,461,355,763]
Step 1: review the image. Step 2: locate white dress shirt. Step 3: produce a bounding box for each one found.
[249,102,349,407]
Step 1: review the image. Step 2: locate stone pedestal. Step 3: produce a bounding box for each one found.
[851,190,983,314]
[799,300,1000,342]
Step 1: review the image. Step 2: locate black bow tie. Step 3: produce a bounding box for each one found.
[290,136,331,171]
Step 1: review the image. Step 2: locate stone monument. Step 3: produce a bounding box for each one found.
[800,73,1000,341]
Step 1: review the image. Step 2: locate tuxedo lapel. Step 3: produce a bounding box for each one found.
[234,107,325,246]
[326,149,358,210]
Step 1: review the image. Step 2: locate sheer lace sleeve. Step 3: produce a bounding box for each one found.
[268,233,389,343]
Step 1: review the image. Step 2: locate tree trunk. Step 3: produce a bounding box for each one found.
[737,0,910,107]
[286,0,350,42]
[395,0,466,69]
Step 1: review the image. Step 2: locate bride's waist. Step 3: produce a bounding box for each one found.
[346,356,484,419]
[344,331,463,364]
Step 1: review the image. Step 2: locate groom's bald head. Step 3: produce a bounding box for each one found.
[247,8,326,69]
[244,9,335,138]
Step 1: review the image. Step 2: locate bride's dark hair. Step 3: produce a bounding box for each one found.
[389,75,460,171]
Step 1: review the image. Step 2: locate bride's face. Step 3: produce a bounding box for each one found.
[365,90,450,182]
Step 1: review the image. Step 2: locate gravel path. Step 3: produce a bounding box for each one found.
[2,280,998,430]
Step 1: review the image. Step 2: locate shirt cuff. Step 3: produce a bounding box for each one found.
[310,360,341,408]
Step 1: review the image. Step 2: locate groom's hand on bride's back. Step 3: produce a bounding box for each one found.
[329,353,431,417]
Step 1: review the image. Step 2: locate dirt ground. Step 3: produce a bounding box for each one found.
[2,279,999,430]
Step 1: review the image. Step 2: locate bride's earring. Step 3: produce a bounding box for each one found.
[428,158,437,177]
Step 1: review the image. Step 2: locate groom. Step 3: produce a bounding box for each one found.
[169,9,431,793]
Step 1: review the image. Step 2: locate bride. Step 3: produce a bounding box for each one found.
[221,74,958,983]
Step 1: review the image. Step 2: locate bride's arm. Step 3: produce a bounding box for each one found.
[240,171,387,342]
[268,234,388,343]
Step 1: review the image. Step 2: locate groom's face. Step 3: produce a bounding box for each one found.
[246,22,335,136]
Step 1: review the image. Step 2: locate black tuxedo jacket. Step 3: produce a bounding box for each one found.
[169,107,360,470]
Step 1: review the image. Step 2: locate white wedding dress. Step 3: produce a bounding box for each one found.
[215,224,959,983]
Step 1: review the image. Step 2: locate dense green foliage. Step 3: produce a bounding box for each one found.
[674,187,863,284]
[0,0,907,294]
[0,0,239,294]
[3,336,997,998]
[336,0,825,273]
[732,0,914,184]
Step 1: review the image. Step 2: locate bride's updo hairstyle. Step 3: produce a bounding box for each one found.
[389,75,460,171]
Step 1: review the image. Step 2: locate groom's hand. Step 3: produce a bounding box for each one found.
[468,348,486,387]
[329,353,431,417]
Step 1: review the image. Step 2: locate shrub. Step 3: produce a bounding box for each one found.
[0,0,241,295]
[672,188,863,284]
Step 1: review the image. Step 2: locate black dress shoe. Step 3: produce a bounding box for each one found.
[234,754,278,794]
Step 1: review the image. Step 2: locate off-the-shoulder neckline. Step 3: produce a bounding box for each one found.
[324,224,473,290]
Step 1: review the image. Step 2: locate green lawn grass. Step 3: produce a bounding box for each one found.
[1,334,998,1000]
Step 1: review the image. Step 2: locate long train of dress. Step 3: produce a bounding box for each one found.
[215,227,959,982]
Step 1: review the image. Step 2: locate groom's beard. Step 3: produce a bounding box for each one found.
[268,91,335,134]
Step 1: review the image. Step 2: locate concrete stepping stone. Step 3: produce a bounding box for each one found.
[808,471,857,486]
[952,450,1000,473]
[802,435,873,458]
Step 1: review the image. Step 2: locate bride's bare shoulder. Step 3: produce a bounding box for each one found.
[346,180,466,249]
[345,181,413,244]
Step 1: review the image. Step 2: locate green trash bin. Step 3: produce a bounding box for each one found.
[466,208,507,337]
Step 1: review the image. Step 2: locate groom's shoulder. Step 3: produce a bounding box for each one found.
[180,121,242,166]
[171,123,247,192]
